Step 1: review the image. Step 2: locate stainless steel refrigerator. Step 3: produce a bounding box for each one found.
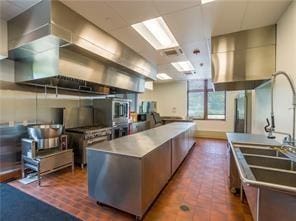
[234,91,252,133]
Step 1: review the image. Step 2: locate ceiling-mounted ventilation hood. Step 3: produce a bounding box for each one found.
[211,25,276,91]
[7,0,156,93]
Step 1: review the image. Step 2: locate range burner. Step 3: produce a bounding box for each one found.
[65,125,112,168]
[66,125,112,134]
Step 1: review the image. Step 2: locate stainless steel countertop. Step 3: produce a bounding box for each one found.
[227,132,281,147]
[87,122,195,158]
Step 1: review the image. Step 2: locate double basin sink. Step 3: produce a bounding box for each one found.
[234,145,296,190]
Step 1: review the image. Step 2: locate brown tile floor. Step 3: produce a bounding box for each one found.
[9,139,253,221]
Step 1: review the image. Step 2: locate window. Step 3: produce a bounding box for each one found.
[187,79,226,120]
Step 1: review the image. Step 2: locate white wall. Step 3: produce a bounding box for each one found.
[139,81,187,118]
[0,19,8,59]
[0,59,14,82]
[139,81,239,133]
[252,1,296,142]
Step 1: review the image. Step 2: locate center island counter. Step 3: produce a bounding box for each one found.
[87,122,196,220]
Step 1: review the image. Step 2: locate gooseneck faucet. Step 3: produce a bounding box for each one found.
[265,71,296,147]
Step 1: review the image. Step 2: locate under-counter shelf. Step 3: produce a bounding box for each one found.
[22,149,74,186]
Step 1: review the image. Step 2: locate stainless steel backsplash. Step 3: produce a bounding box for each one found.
[0,87,92,175]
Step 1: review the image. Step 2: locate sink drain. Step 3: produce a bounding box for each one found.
[180,204,190,212]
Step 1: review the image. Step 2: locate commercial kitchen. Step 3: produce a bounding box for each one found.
[0,0,295,221]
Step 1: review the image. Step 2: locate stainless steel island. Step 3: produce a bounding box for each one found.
[87,122,196,219]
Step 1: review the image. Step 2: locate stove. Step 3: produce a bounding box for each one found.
[65,126,112,168]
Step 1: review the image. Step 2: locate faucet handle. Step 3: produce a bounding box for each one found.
[264,118,270,132]
[265,118,276,139]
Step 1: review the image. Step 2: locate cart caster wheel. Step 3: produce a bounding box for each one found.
[136,216,142,221]
[230,187,238,194]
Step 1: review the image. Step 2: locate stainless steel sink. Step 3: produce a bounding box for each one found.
[250,166,296,187]
[243,155,295,171]
[239,146,288,158]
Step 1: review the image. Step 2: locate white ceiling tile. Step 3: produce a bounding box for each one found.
[0,1,22,20]
[163,5,205,45]
[241,0,291,30]
[181,40,210,63]
[201,0,248,36]
[152,0,201,15]
[61,1,128,31]
[109,26,150,52]
[7,0,41,10]
[1,0,42,20]
[106,1,160,25]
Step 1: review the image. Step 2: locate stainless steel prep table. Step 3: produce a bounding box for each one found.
[87,122,196,220]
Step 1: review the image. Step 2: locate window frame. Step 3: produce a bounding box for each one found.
[187,79,226,121]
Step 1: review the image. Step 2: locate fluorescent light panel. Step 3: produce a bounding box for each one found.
[131,17,179,50]
[156,73,172,80]
[171,61,195,72]
[145,81,154,90]
[201,0,215,5]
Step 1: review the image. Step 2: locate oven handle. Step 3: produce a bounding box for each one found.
[87,136,107,145]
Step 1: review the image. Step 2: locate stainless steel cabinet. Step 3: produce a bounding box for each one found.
[171,125,196,175]
[129,121,149,134]
[88,140,171,219]
[172,131,189,174]
[87,123,196,219]
[228,143,241,192]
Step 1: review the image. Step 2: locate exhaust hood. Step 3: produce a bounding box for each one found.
[211,25,276,91]
[7,0,156,94]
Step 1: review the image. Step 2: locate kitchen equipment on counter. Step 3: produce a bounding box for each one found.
[139,101,157,114]
[65,126,112,168]
[21,124,73,186]
[137,113,149,122]
[130,112,138,122]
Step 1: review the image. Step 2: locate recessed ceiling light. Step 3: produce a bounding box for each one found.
[156,73,172,80]
[131,17,179,50]
[171,61,195,72]
[201,0,215,5]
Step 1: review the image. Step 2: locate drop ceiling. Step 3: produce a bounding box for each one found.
[1,0,292,82]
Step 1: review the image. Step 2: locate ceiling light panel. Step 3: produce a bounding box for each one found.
[201,0,216,5]
[156,73,172,80]
[145,81,154,90]
[131,17,179,50]
[171,61,195,72]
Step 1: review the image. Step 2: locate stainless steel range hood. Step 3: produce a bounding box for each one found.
[211,25,276,91]
[8,0,156,93]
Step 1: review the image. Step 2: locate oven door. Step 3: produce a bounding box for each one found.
[112,125,129,139]
[112,101,129,125]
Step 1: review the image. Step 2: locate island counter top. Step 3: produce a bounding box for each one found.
[87,122,195,158]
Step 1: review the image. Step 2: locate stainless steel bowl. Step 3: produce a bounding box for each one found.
[27,124,64,140]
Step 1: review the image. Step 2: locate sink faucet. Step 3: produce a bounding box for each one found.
[265,71,296,147]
